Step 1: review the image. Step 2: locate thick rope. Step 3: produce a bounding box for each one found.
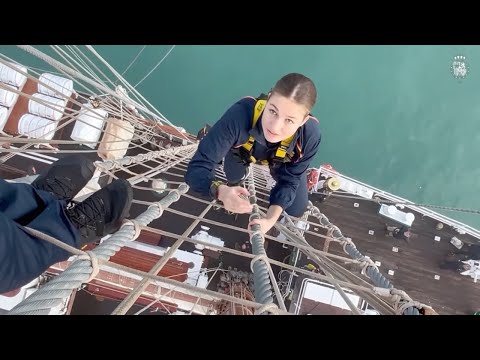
[8,184,189,315]
[246,167,276,311]
[19,227,292,315]
[121,219,142,240]
[278,212,363,315]
[308,203,430,315]
[95,144,198,172]
[135,224,380,295]
[110,200,215,315]
[76,251,100,283]
[254,303,280,315]
[272,217,396,315]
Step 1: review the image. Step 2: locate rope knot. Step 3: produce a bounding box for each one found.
[250,230,264,243]
[396,300,424,315]
[121,219,142,240]
[250,254,269,273]
[126,156,136,165]
[249,213,261,222]
[255,303,280,315]
[327,225,342,240]
[340,237,355,253]
[95,160,112,171]
[77,250,100,283]
[375,287,427,315]
[306,201,315,211]
[148,202,164,217]
[169,189,181,199]
[359,256,377,275]
[326,227,335,239]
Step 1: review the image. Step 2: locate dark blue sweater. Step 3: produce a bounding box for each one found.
[184,97,321,210]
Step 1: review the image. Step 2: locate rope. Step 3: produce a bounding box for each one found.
[316,190,480,215]
[373,287,432,315]
[339,237,354,253]
[244,167,390,314]
[22,227,84,256]
[20,156,408,315]
[71,45,117,88]
[16,209,367,316]
[132,45,176,89]
[54,45,112,88]
[255,303,280,315]
[308,203,425,315]
[275,211,364,315]
[16,45,184,133]
[141,224,376,295]
[359,256,378,275]
[46,45,101,98]
[8,184,189,315]
[110,198,215,315]
[84,45,190,143]
[246,167,276,309]
[49,45,94,85]
[94,144,197,172]
[121,45,146,76]
[84,46,152,111]
[77,251,100,283]
[249,254,269,274]
[120,219,142,240]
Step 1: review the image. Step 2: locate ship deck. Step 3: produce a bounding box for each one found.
[303,191,480,315]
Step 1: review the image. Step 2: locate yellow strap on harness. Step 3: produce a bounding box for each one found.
[241,99,294,164]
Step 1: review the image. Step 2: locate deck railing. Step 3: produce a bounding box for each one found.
[319,166,480,240]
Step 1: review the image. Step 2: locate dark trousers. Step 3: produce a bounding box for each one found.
[223,150,308,217]
[0,178,80,294]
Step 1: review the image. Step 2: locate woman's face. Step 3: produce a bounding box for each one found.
[261,93,310,143]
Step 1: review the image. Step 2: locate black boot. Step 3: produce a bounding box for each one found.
[32,155,95,202]
[66,178,133,247]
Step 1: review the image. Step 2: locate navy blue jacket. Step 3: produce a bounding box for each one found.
[185,97,321,210]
